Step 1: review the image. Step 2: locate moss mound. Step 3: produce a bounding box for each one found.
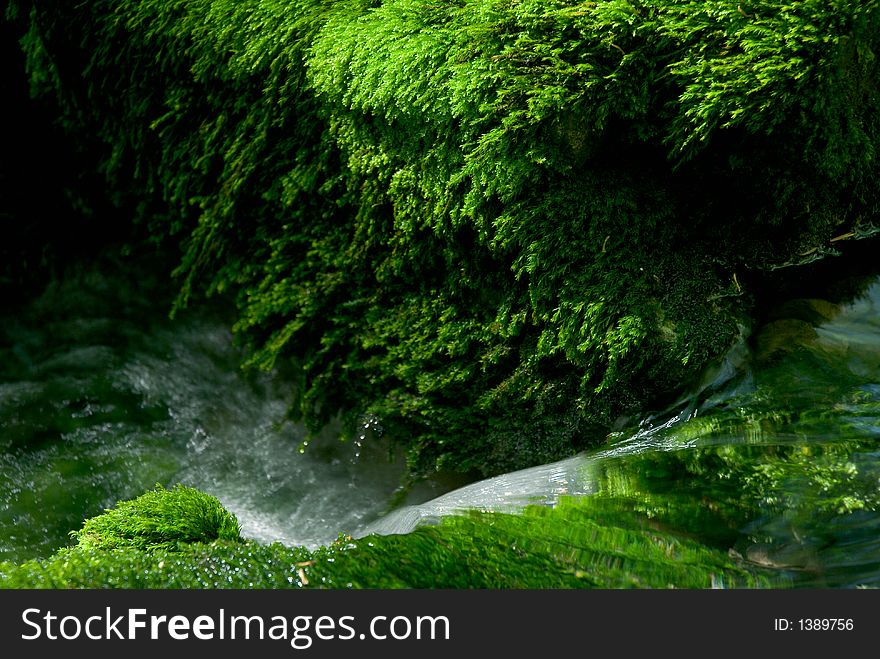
[70,484,242,552]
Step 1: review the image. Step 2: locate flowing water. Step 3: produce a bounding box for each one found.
[0,258,421,563]
[2,256,880,587]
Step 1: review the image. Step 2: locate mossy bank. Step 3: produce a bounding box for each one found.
[0,484,773,589]
[4,0,879,478]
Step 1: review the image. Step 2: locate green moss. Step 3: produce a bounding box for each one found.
[6,0,880,476]
[304,495,772,589]
[70,484,242,551]
[0,486,771,589]
[0,541,310,589]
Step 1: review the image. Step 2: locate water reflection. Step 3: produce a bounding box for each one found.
[363,278,880,587]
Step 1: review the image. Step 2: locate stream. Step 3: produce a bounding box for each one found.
[0,258,427,563]
[2,255,880,587]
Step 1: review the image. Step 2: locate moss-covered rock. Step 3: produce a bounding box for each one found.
[5,0,879,476]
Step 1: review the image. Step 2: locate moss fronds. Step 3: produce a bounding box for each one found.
[7,0,880,475]
[70,484,241,552]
